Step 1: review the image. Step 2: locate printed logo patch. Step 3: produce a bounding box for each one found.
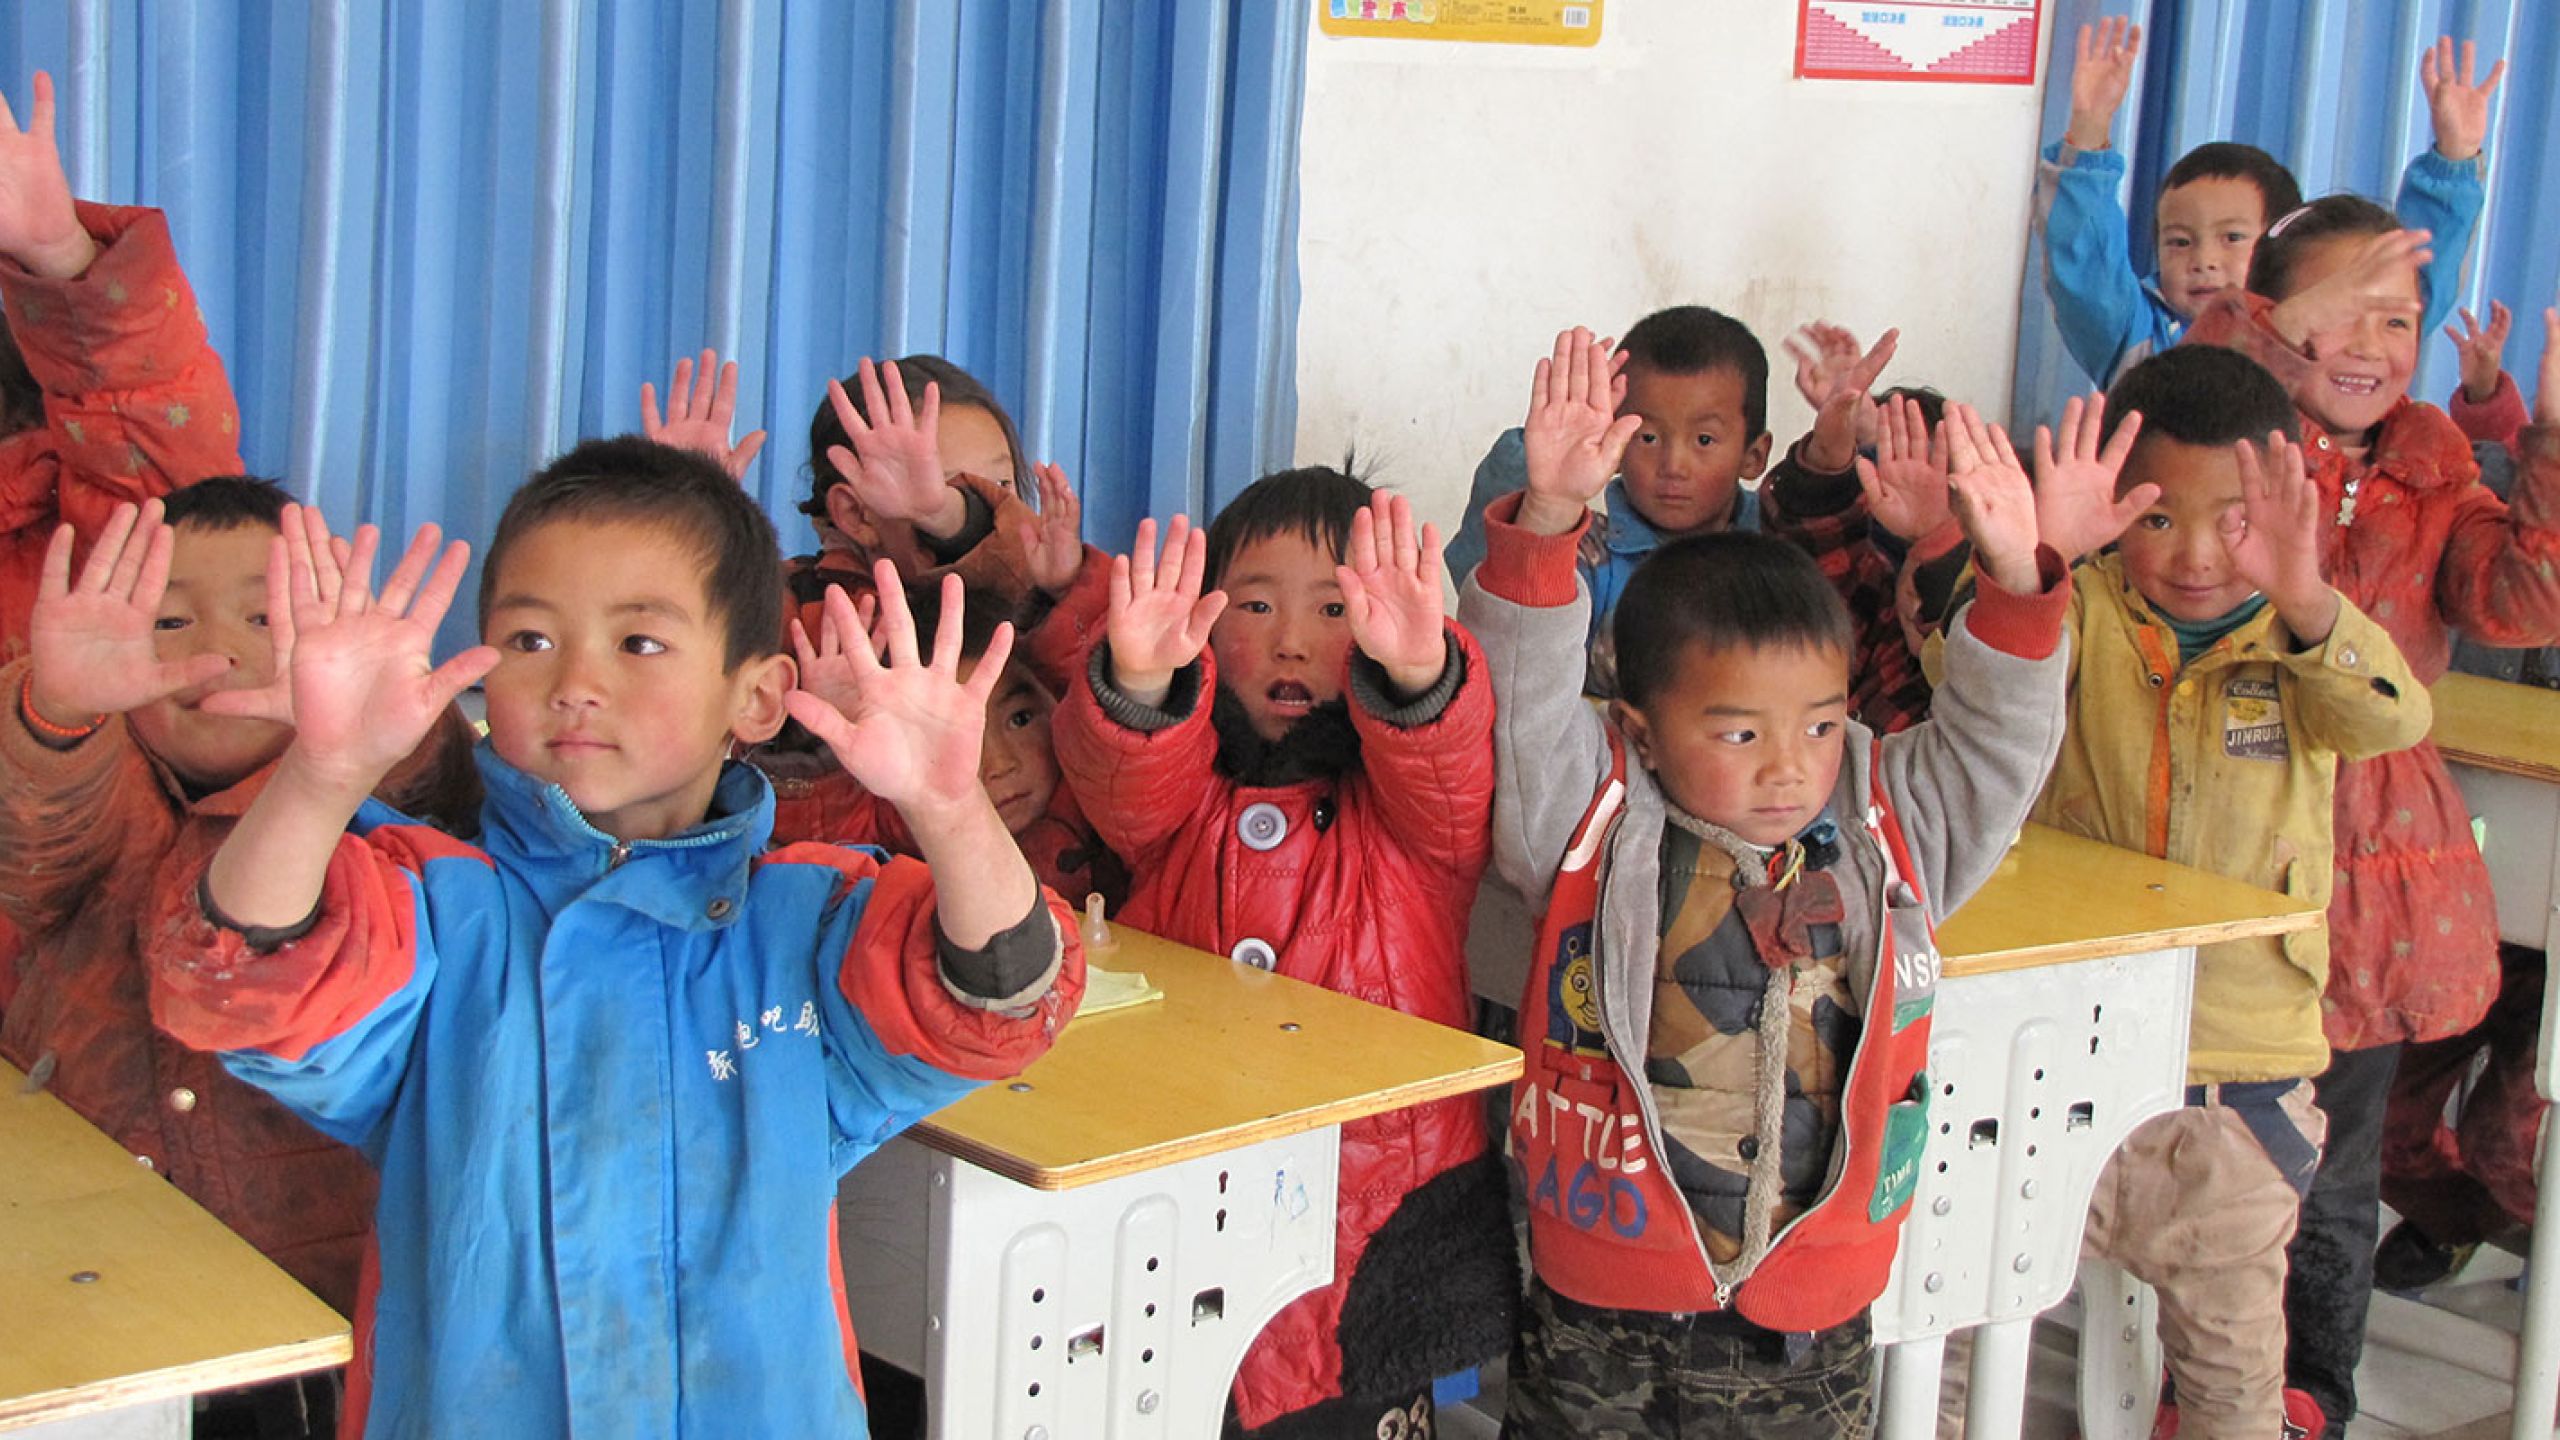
[1871,1096,1930,1222]
[1544,922,1611,1058]
[2223,676,2289,761]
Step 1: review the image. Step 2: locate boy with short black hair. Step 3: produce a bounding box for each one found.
[148,437,1083,1437]
[2038,20,2496,387]
[2027,345,2432,1437]
[1459,334,2119,1437]
[1445,308,1774,697]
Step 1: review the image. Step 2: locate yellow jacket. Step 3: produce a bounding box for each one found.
[2035,555,2431,1083]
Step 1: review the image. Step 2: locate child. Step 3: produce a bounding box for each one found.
[1443,309,1774,698]
[2038,22,2496,388]
[776,575,1128,914]
[0,71,245,656]
[148,439,1084,1436]
[3,481,475,1436]
[2038,348,2430,1438]
[2439,302,2529,451]
[1053,477,1512,1436]
[1457,330,2116,1437]
[2186,199,2560,1435]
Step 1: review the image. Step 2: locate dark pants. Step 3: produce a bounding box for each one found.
[2383,944,2547,1246]
[1504,1277,1874,1439]
[2283,1042,2401,1436]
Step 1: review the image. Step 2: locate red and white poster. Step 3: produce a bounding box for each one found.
[1796,1,2043,85]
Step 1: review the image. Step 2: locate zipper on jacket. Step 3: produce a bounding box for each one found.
[606,840,632,871]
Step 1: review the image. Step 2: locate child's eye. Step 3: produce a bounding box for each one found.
[1693,434,1717,448]
[622,635,669,656]
[2163,236,2190,250]
[505,631,553,653]
[153,615,190,632]
[1635,431,1659,446]
[247,612,271,629]
[1717,729,1757,745]
[1237,599,1271,615]
[1807,719,1841,739]
[1006,705,1040,730]
[2224,232,2251,245]
[1321,602,1346,619]
[2139,513,2172,531]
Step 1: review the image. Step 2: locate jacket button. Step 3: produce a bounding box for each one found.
[1737,1136,1759,1161]
[2145,672,2164,688]
[1230,937,1278,971]
[2338,647,2359,668]
[1237,803,1288,852]
[168,1087,197,1113]
[706,897,735,920]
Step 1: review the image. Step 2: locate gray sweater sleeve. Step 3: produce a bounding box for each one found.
[1456,568,1616,915]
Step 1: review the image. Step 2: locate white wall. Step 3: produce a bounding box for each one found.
[1292,3,2058,533]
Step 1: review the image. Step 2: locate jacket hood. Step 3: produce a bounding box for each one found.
[466,741,773,931]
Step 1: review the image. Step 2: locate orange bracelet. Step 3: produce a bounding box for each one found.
[18,672,105,742]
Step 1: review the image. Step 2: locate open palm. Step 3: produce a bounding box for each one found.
[1337,491,1446,690]
[786,565,1010,811]
[0,73,90,277]
[826,358,950,526]
[1522,327,1639,512]
[27,502,229,720]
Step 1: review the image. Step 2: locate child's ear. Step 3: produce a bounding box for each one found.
[822,483,868,544]
[730,652,798,746]
[1740,431,1774,482]
[1608,697,1657,770]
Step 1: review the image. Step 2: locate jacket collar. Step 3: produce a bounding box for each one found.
[468,741,773,931]
[1598,478,1760,555]
[2302,398,2478,493]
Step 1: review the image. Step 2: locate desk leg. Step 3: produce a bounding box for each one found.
[1961,1318,2033,1440]
[2074,1257,2163,1440]
[10,1399,187,1439]
[845,1128,1341,1440]
[1876,1334,1946,1440]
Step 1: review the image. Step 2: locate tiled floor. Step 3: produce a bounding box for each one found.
[1441,1212,2540,1438]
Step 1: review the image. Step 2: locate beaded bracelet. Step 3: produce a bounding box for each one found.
[18,671,106,744]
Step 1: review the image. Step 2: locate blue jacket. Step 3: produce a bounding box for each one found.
[150,746,1079,1439]
[2036,140,2486,389]
[1443,426,1763,671]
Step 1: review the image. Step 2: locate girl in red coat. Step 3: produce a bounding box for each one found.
[2186,196,2560,1436]
[1053,473,1513,1439]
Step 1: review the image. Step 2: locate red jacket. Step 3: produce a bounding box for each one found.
[2189,296,2560,1046]
[1053,629,1505,1429]
[0,203,243,657]
[0,661,479,1316]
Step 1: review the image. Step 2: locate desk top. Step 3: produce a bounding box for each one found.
[2432,671,2560,784]
[1936,824,2323,978]
[0,1062,350,1431]
[912,932,1521,1190]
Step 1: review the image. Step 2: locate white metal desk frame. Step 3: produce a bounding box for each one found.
[2443,755,2560,1440]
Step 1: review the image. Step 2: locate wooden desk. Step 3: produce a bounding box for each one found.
[840,930,1521,1439]
[2429,673,2560,1440]
[0,1061,349,1436]
[1875,824,2321,1440]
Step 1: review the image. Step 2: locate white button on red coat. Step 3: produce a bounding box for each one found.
[1237,802,1288,851]
[1230,937,1278,971]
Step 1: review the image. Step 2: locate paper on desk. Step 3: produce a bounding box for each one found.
[1074,965,1163,1020]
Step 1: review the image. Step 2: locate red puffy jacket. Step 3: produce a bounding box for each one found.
[1053,628,1505,1430]
[2189,298,2560,1047]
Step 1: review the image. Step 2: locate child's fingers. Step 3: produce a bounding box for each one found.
[1389,494,1419,577]
[2031,424,2058,484]
[1185,591,1228,646]
[826,442,864,487]
[1855,457,1885,511]
[1127,517,1161,594]
[790,615,820,674]
[965,622,1018,707]
[689,350,718,414]
[730,430,767,476]
[1418,519,1445,589]
[128,518,178,616]
[1175,520,1210,602]
[1107,552,1134,627]
[1346,501,1380,577]
[338,525,384,617]
[73,503,137,594]
[94,500,151,597]
[401,539,474,637]
[37,521,74,600]
[640,381,664,432]
[782,691,859,753]
[865,357,903,431]
[916,378,940,440]
[827,378,870,448]
[863,559,920,672]
[927,573,966,675]
[2095,408,2144,475]
[1335,564,1371,632]
[375,524,448,617]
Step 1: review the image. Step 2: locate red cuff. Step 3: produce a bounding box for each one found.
[2450,371,2528,450]
[1474,491,1592,607]
[1963,545,2070,660]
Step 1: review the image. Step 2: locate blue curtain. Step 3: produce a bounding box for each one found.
[0,0,1306,640]
[2013,0,2558,432]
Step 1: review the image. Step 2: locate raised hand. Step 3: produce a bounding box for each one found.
[2226,432,2340,641]
[825,358,965,537]
[1942,404,2042,595]
[2063,18,2143,152]
[2273,229,2432,350]
[640,349,768,481]
[1792,324,1898,472]
[271,506,496,794]
[2445,302,2513,405]
[2421,36,2505,162]
[25,501,230,724]
[1105,514,1225,706]
[1336,491,1447,696]
[2536,308,2560,429]
[2032,393,2155,564]
[785,566,1012,815]
[1019,461,1086,595]
[1519,326,1640,536]
[0,73,95,280]
[1854,393,1953,541]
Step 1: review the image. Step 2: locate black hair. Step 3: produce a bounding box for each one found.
[2245,193,2401,302]
[2100,347,2300,471]
[1617,306,1771,438]
[161,475,293,531]
[896,578,1027,667]
[2161,142,2303,232]
[1202,460,1375,590]
[1612,532,1854,709]
[481,435,783,670]
[1878,385,1947,433]
[801,353,1032,518]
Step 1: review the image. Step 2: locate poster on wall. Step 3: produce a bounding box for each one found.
[1317,0,1603,47]
[1796,1,2042,84]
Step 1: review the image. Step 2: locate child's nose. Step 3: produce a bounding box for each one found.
[549,654,606,708]
[980,734,1018,781]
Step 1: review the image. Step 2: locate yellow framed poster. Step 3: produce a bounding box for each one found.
[1317,0,1604,47]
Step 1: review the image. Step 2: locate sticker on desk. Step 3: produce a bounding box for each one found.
[1068,966,1164,1024]
[1795,1,2042,85]
[1318,0,1603,47]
